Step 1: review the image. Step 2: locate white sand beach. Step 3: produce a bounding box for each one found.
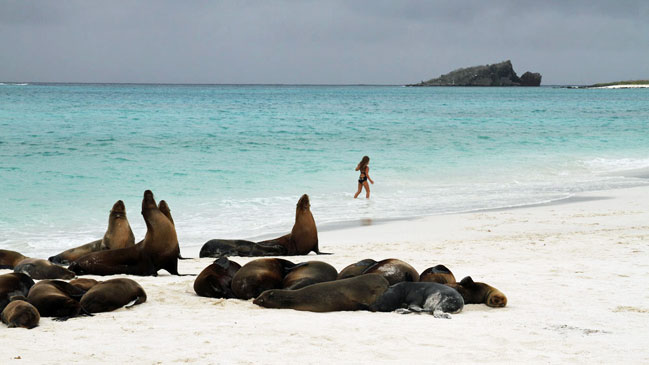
[2,185,649,363]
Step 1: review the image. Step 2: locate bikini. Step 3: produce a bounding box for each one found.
[358,167,368,183]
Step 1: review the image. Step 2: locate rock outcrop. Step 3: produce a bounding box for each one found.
[408,60,541,87]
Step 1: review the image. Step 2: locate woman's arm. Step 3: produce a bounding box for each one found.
[355,164,360,171]
[366,167,374,184]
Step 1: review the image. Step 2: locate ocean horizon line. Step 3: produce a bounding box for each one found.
[1,81,579,87]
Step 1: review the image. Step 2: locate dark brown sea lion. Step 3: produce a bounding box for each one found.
[1,299,40,329]
[419,264,456,284]
[0,273,35,312]
[194,257,242,298]
[446,276,507,308]
[231,258,295,300]
[49,200,136,264]
[199,194,330,258]
[253,274,390,312]
[369,282,464,318]
[68,278,99,291]
[336,259,377,280]
[26,280,86,318]
[14,258,76,280]
[282,261,338,290]
[158,200,191,260]
[68,190,181,276]
[363,258,420,285]
[0,249,28,269]
[80,278,147,313]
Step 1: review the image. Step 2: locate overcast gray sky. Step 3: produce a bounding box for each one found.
[1,0,647,85]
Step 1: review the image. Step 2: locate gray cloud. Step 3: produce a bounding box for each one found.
[1,0,647,84]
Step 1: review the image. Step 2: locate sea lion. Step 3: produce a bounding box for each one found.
[447,276,507,308]
[49,200,135,264]
[231,258,295,300]
[80,278,146,313]
[253,274,390,312]
[194,257,242,298]
[1,299,40,329]
[363,258,420,285]
[68,278,99,291]
[68,190,181,276]
[419,264,456,284]
[26,280,86,318]
[0,273,35,312]
[14,258,76,280]
[158,199,191,260]
[0,249,28,269]
[369,282,464,318]
[199,194,330,258]
[282,261,338,290]
[336,259,377,280]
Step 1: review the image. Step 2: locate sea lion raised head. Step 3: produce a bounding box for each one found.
[140,190,180,275]
[1,299,40,329]
[419,264,456,284]
[448,276,507,308]
[288,194,320,255]
[158,200,174,225]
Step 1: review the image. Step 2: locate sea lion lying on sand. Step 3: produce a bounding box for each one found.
[0,249,28,269]
[2,299,40,329]
[369,282,464,318]
[282,261,338,290]
[14,258,75,280]
[336,259,377,280]
[49,200,135,264]
[0,273,35,312]
[80,278,146,313]
[199,194,330,258]
[253,274,390,312]
[231,258,295,300]
[26,280,86,318]
[362,258,420,285]
[419,264,456,284]
[194,257,241,298]
[446,276,507,308]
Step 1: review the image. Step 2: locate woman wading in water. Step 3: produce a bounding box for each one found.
[354,156,374,199]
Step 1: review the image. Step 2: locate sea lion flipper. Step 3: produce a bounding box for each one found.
[432,309,452,319]
[124,298,140,308]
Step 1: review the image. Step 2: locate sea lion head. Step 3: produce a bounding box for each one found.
[253,290,288,308]
[459,276,507,308]
[485,287,507,308]
[296,194,310,211]
[110,200,126,219]
[141,190,157,213]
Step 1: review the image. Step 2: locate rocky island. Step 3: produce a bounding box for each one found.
[408,60,541,87]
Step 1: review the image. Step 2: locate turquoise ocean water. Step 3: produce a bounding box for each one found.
[1,83,648,257]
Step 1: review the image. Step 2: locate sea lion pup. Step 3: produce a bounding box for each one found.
[253,274,390,312]
[199,194,330,258]
[1,299,40,329]
[336,259,377,280]
[80,278,146,313]
[68,190,182,276]
[14,258,76,280]
[49,200,136,264]
[419,264,456,284]
[282,261,338,290]
[446,276,507,308]
[362,259,420,285]
[27,280,86,318]
[69,278,99,291]
[0,249,28,269]
[231,258,296,300]
[0,273,35,312]
[369,282,464,319]
[194,257,242,298]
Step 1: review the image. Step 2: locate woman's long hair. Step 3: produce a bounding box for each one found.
[358,156,370,174]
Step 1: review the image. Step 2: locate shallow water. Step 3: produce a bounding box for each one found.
[1,84,648,256]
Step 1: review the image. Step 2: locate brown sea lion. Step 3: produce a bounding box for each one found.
[14,258,76,280]
[27,280,86,318]
[158,200,191,260]
[369,282,464,318]
[199,194,330,258]
[0,273,35,312]
[80,278,147,313]
[253,274,390,312]
[419,264,456,284]
[0,249,28,269]
[1,299,40,329]
[49,200,135,264]
[363,258,420,285]
[336,259,377,280]
[231,258,295,300]
[282,261,338,290]
[68,278,99,291]
[68,190,181,276]
[194,257,242,298]
[447,276,507,308]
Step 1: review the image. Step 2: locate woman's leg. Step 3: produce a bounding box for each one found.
[363,181,371,198]
[354,182,363,198]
